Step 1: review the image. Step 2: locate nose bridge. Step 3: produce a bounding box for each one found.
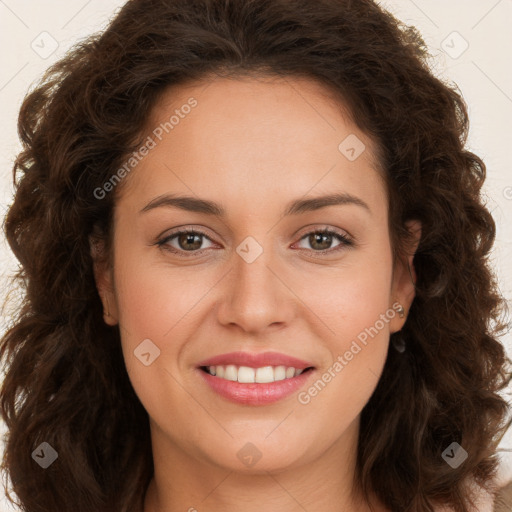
[216,234,293,333]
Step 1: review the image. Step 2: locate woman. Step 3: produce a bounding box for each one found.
[0,0,510,511]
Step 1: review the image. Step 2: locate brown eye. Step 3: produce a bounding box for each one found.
[157,229,215,256]
[295,228,353,253]
[176,232,204,251]
[308,232,335,251]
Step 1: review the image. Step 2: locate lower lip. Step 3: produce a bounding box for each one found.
[197,368,315,405]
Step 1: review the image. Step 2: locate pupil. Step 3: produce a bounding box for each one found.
[180,233,202,251]
[311,232,331,250]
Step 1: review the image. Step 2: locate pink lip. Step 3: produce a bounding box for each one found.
[196,351,316,406]
[196,351,314,370]
[197,367,315,405]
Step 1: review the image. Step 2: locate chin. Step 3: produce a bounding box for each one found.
[197,437,310,474]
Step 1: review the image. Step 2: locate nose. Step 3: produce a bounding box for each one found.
[215,240,296,335]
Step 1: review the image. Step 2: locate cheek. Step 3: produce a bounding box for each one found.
[290,245,394,347]
[113,251,214,343]
[112,255,204,431]
[111,252,191,384]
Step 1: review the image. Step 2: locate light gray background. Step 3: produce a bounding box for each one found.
[0,1,511,510]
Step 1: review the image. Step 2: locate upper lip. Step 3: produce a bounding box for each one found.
[197,351,314,370]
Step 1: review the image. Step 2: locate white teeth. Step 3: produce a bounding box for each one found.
[204,364,308,383]
[274,365,286,381]
[285,367,295,379]
[238,366,256,383]
[224,364,238,381]
[255,366,274,383]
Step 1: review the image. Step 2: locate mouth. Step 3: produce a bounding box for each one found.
[195,351,316,405]
[197,363,316,406]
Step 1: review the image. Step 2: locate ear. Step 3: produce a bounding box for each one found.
[89,232,119,326]
[389,219,421,334]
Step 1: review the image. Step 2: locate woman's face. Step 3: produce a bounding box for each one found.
[96,75,417,475]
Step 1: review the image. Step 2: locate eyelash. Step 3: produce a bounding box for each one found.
[156,227,354,257]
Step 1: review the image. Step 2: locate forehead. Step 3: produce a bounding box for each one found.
[148,74,380,161]
[118,75,387,218]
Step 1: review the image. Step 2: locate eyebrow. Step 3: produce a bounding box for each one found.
[140,192,371,217]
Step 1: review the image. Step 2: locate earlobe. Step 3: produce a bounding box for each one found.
[389,219,422,333]
[100,292,118,326]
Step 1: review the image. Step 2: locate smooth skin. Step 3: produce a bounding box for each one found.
[92,75,420,512]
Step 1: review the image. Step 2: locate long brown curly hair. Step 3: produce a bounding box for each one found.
[1,0,510,511]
